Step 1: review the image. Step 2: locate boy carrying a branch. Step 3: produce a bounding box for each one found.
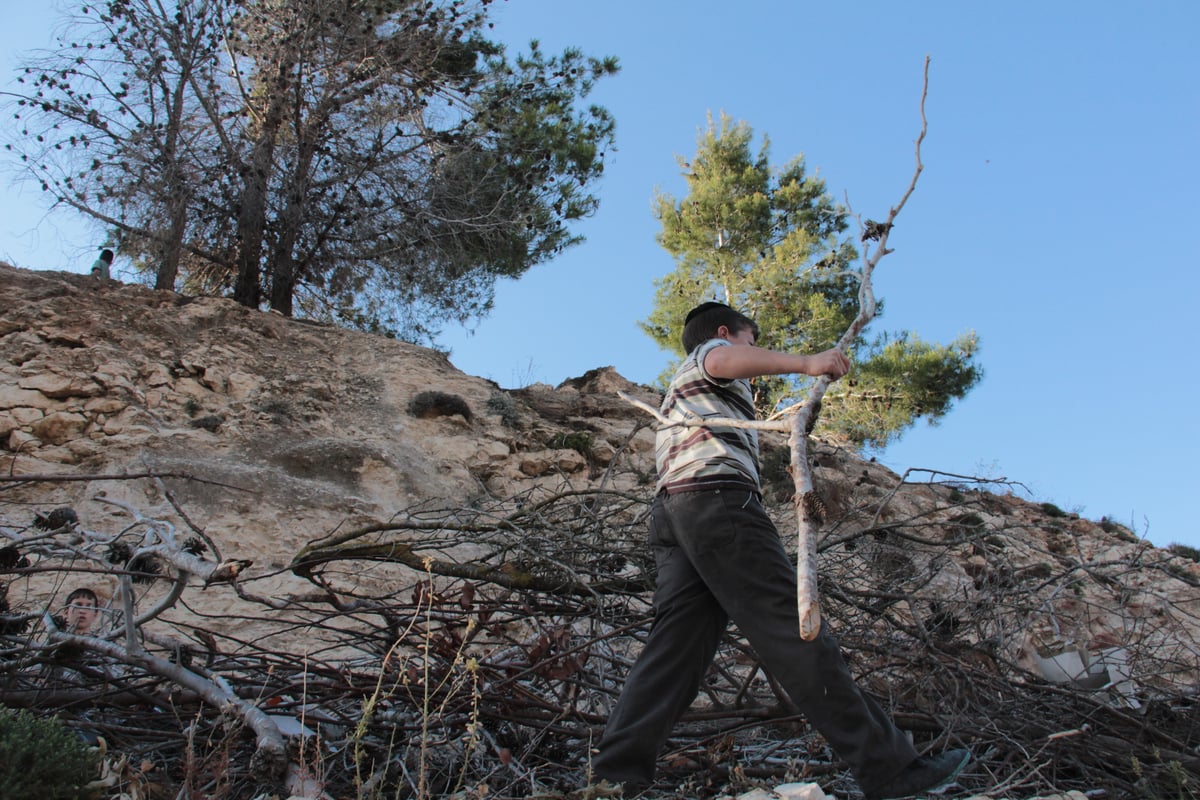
[591,302,969,799]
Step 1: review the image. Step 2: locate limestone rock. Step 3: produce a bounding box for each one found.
[19,371,102,399]
[0,385,48,410]
[31,411,88,444]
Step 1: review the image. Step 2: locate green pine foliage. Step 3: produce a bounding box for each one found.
[0,706,98,800]
[836,331,981,447]
[642,114,981,448]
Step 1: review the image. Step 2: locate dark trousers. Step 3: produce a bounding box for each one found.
[591,488,917,792]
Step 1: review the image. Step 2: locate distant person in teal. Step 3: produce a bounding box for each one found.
[90,249,114,282]
[590,301,970,799]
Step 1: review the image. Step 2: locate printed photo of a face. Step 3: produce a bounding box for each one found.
[63,588,99,635]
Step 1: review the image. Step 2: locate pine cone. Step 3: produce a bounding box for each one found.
[33,507,79,530]
[801,491,827,525]
[182,536,207,556]
[0,545,30,571]
[128,554,162,584]
[106,541,133,565]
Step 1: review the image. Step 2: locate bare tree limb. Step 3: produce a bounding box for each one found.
[47,629,286,782]
[789,56,931,639]
[0,470,252,491]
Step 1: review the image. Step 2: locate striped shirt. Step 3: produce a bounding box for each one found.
[655,339,760,494]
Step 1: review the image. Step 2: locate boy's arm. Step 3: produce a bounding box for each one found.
[704,345,850,381]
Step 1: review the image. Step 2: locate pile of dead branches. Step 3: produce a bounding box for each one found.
[1,468,1198,799]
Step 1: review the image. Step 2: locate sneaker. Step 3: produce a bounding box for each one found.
[864,748,970,799]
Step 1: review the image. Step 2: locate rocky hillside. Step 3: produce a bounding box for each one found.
[2,262,1198,799]
[0,263,652,544]
[2,262,1196,649]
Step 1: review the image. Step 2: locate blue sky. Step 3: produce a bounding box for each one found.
[2,2,1197,549]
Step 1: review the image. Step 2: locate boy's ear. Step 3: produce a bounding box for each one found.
[715,325,730,340]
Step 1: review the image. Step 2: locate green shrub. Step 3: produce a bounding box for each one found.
[1039,502,1067,518]
[951,512,985,529]
[0,706,98,799]
[1168,542,1200,563]
[486,392,520,427]
[549,431,592,456]
[408,391,473,422]
[258,397,295,424]
[1098,516,1141,544]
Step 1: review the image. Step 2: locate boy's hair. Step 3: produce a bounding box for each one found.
[681,302,759,354]
[65,587,98,607]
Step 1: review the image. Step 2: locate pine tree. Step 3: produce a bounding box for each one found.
[6,0,617,341]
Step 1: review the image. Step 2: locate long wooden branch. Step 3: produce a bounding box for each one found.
[0,470,251,491]
[617,390,789,433]
[291,538,648,597]
[791,57,930,639]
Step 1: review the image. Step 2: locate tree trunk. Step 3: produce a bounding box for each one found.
[155,56,195,292]
[156,197,187,291]
[233,68,291,309]
[232,133,275,308]
[268,138,320,316]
